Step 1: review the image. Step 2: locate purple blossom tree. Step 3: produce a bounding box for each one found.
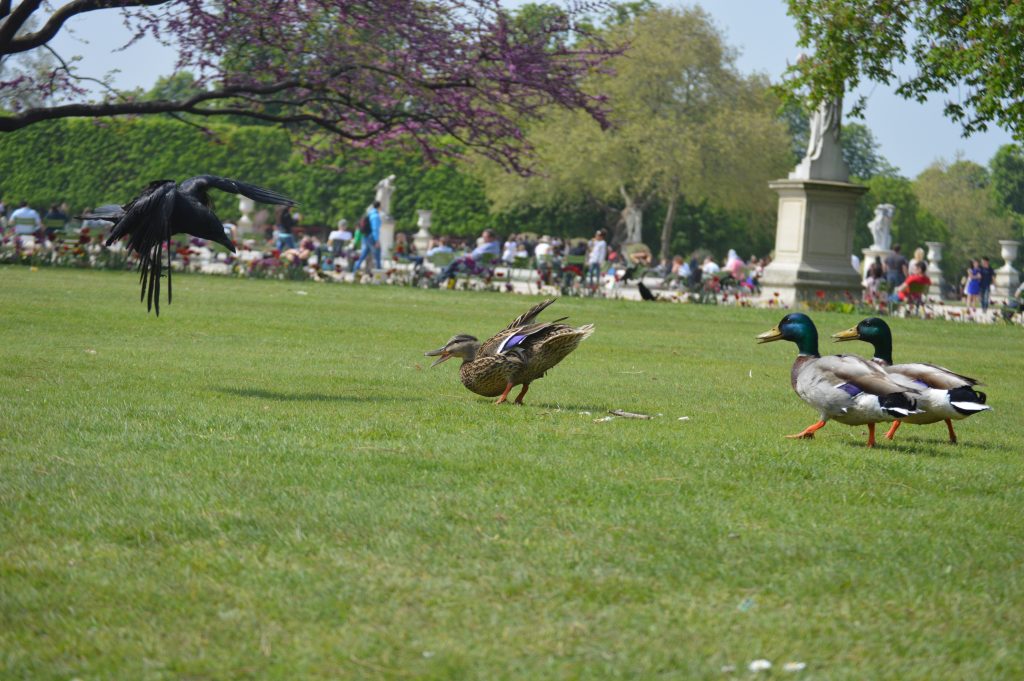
[0,0,613,169]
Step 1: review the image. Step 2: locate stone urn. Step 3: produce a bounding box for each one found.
[238,196,254,233]
[925,241,945,299]
[413,210,433,254]
[995,239,1021,298]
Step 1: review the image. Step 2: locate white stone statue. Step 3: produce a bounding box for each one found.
[374,174,396,217]
[805,97,840,162]
[867,204,895,251]
[789,95,849,182]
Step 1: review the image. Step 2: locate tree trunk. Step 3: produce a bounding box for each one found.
[659,194,678,265]
[618,185,643,245]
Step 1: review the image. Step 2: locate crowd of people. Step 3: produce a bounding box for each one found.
[860,242,1006,314]
[3,194,1020,316]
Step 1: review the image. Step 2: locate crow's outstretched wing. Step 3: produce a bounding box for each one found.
[179,175,296,206]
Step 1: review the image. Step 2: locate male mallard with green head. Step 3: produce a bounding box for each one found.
[425,299,594,404]
[757,313,920,447]
[832,317,991,443]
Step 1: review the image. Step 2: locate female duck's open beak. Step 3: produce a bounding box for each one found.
[831,326,861,342]
[756,325,783,343]
[424,348,452,367]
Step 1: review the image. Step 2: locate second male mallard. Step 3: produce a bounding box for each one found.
[425,299,594,404]
[757,313,921,447]
[832,317,991,443]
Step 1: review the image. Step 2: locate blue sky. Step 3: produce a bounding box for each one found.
[48,1,1016,178]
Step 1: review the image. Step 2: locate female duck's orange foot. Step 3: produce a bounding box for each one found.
[494,383,514,405]
[513,384,530,405]
[786,420,826,439]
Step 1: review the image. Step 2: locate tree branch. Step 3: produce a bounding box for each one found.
[1,0,167,55]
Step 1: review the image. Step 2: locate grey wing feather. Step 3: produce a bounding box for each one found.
[816,354,916,396]
[889,362,981,389]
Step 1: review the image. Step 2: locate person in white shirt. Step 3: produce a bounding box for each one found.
[501,235,518,264]
[586,230,607,287]
[10,201,42,235]
[328,218,353,257]
[701,255,720,276]
[534,235,552,259]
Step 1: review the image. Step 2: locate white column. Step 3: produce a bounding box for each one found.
[995,240,1020,299]
[925,241,945,299]
[413,210,433,254]
[238,196,254,234]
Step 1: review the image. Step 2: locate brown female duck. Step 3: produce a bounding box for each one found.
[425,299,594,404]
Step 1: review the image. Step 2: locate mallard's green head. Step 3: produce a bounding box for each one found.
[425,334,480,366]
[756,313,819,356]
[832,317,893,363]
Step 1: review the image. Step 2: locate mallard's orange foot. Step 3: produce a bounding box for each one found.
[495,383,514,405]
[885,420,902,440]
[513,384,530,405]
[786,420,826,440]
[866,422,876,447]
[945,418,958,444]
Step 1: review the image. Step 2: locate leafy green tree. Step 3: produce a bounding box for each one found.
[914,160,1017,281]
[476,6,791,261]
[842,122,899,180]
[779,1,1024,141]
[853,174,944,254]
[990,144,1024,235]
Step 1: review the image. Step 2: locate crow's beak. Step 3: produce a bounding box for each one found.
[424,348,452,367]
[756,325,783,344]
[831,326,861,343]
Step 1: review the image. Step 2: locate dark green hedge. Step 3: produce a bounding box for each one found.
[0,117,494,236]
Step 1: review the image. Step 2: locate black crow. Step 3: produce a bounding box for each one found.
[84,176,295,315]
[637,279,657,301]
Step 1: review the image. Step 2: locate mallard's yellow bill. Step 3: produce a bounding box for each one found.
[831,326,861,342]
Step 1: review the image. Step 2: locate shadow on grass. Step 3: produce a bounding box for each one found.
[885,436,997,457]
[216,387,420,403]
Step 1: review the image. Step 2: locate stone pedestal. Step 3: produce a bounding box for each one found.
[995,239,1020,299]
[379,216,396,264]
[925,241,945,299]
[413,210,432,254]
[759,178,868,306]
[861,247,892,278]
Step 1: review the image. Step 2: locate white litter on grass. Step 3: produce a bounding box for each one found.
[422,651,435,658]
[593,416,614,423]
[579,411,592,416]
[295,290,308,295]
[748,370,753,378]
[678,416,690,421]
[749,659,772,672]
[609,409,653,419]
[783,662,807,672]
[84,349,97,355]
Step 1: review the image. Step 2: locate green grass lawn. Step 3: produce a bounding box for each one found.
[1,266,1022,680]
